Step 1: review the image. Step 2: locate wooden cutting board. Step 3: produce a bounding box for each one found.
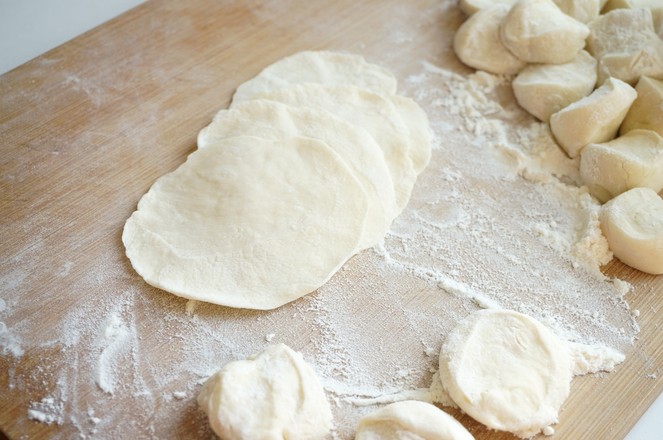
[1,0,661,438]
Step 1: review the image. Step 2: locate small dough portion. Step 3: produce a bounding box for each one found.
[198,344,332,440]
[550,77,637,158]
[580,129,663,203]
[586,8,663,85]
[453,4,527,75]
[500,0,590,65]
[553,0,601,23]
[439,309,573,439]
[237,84,417,213]
[458,0,518,16]
[603,0,663,36]
[600,187,663,274]
[355,401,475,440]
[198,99,397,248]
[513,50,597,122]
[123,136,368,310]
[620,76,663,137]
[231,50,397,105]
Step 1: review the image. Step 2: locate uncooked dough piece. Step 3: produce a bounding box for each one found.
[355,401,475,440]
[235,84,417,213]
[391,94,433,175]
[600,187,663,274]
[198,344,332,440]
[512,50,597,122]
[458,0,518,16]
[231,50,397,106]
[453,5,527,75]
[122,136,368,310]
[587,8,663,85]
[550,78,637,158]
[439,309,573,438]
[620,76,663,137]
[597,43,663,86]
[553,0,601,23]
[499,0,590,65]
[603,0,663,37]
[580,129,663,203]
[198,100,398,248]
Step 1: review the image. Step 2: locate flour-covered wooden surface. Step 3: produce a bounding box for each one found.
[0,1,661,439]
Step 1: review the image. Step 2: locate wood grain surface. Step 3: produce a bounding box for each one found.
[1,0,661,439]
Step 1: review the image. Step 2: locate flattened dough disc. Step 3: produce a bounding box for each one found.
[439,309,572,438]
[232,84,417,213]
[122,136,369,310]
[231,50,398,106]
[198,99,397,248]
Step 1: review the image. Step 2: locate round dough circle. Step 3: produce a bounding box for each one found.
[231,50,398,105]
[122,136,368,310]
[355,400,474,440]
[439,309,572,438]
[197,344,332,440]
[233,83,417,213]
[198,99,397,248]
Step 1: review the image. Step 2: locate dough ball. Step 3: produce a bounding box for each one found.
[237,84,417,213]
[580,129,663,203]
[513,50,597,122]
[122,136,368,310]
[231,50,397,105]
[439,309,573,439]
[597,42,663,86]
[453,4,527,75]
[600,187,663,274]
[550,77,637,158]
[587,8,663,85]
[620,76,663,137]
[603,0,663,37]
[355,401,474,440]
[198,99,397,249]
[198,344,332,440]
[553,0,601,23]
[458,0,518,16]
[499,0,589,65]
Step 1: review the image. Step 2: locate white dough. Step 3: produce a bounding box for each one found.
[198,344,332,440]
[122,136,368,310]
[603,0,663,37]
[553,0,601,23]
[390,94,433,175]
[198,99,398,248]
[453,4,527,75]
[550,78,637,158]
[620,76,663,137]
[355,401,475,440]
[231,50,397,105]
[600,187,663,274]
[458,0,518,16]
[580,129,663,203]
[512,50,597,122]
[499,0,590,65]
[587,8,663,85]
[236,84,417,213]
[439,309,573,439]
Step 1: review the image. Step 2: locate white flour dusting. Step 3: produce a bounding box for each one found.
[27,396,64,426]
[0,20,642,440]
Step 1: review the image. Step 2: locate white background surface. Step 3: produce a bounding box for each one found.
[0,1,661,438]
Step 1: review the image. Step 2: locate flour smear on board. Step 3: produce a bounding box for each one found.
[0,64,640,438]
